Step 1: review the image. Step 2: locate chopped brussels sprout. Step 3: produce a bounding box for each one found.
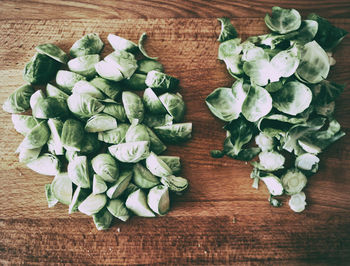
[289,192,307,212]
[147,185,170,215]
[281,169,307,195]
[51,172,72,205]
[70,33,104,57]
[125,189,155,217]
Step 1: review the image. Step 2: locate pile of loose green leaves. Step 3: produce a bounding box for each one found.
[3,32,192,230]
[207,7,347,212]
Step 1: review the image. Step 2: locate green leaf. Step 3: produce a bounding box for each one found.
[3,84,35,113]
[242,85,272,122]
[265,6,301,34]
[35,43,68,64]
[272,81,312,116]
[70,33,104,57]
[307,13,348,51]
[217,17,238,42]
[138,32,158,60]
[24,53,60,85]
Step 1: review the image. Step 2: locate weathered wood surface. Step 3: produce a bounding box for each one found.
[0,2,350,264]
[0,0,350,19]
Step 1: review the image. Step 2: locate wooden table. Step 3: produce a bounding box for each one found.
[1,1,350,264]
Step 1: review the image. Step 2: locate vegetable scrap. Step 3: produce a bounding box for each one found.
[207,6,347,212]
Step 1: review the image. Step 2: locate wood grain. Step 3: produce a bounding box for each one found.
[1,0,350,20]
[0,16,350,264]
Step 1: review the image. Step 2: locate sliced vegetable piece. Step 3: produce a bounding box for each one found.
[158,156,181,175]
[109,141,150,163]
[104,50,138,79]
[3,84,35,114]
[296,41,330,84]
[143,88,167,114]
[272,81,312,116]
[107,199,130,222]
[132,163,160,189]
[44,184,58,208]
[61,119,85,151]
[206,80,247,122]
[289,192,307,212]
[92,174,108,195]
[137,59,163,74]
[23,53,59,85]
[122,91,145,124]
[67,156,90,188]
[108,34,138,53]
[56,70,86,93]
[91,153,119,182]
[265,6,301,34]
[70,33,104,57]
[147,185,170,215]
[281,168,307,195]
[67,93,104,118]
[51,172,72,205]
[26,153,60,176]
[242,85,272,122]
[68,54,100,78]
[160,175,188,192]
[145,152,173,177]
[98,123,129,144]
[78,193,107,216]
[153,123,192,143]
[125,189,155,217]
[85,114,118,132]
[260,173,284,196]
[106,170,133,199]
[36,43,68,64]
[93,207,114,230]
[145,70,179,94]
[11,114,41,136]
[68,186,90,214]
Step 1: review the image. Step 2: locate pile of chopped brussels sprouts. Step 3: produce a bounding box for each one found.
[207,7,347,212]
[3,32,192,229]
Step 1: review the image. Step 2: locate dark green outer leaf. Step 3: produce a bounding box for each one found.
[32,97,69,119]
[103,103,127,122]
[67,93,104,118]
[35,43,68,64]
[145,71,179,94]
[217,17,238,42]
[90,77,123,100]
[3,84,34,113]
[61,119,85,151]
[312,80,345,105]
[123,73,147,91]
[122,91,145,124]
[11,114,41,136]
[137,59,164,74]
[23,53,60,85]
[153,123,192,143]
[232,147,261,161]
[19,121,50,149]
[70,33,104,58]
[264,6,301,34]
[307,13,348,51]
[138,32,158,60]
[80,133,101,154]
[224,117,255,156]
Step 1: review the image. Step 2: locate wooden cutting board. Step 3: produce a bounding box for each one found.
[0,17,350,264]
